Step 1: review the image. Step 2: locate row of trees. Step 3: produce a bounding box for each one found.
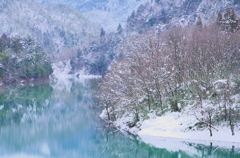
[98,22,240,136]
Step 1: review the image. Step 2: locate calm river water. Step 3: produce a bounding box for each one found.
[0,78,239,158]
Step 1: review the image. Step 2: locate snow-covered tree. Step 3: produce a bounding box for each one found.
[117,24,123,34]
[98,20,240,135]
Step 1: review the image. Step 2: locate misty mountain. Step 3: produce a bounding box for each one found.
[35,0,149,31]
[0,0,100,55]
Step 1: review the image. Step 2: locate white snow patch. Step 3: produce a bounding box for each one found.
[213,79,228,85]
[138,111,240,149]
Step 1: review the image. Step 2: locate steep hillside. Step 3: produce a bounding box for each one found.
[35,0,149,31]
[126,0,240,34]
[0,0,100,55]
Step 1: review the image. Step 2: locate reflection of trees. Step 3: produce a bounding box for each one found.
[0,78,99,127]
[0,79,240,157]
[0,84,53,125]
[184,142,240,158]
[0,80,96,155]
[95,129,240,158]
[93,128,193,158]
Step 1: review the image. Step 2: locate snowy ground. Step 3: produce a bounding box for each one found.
[100,107,240,155]
[138,111,240,150]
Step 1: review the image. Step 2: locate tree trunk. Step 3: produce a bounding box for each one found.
[147,90,151,111]
[171,100,179,112]
[155,79,163,110]
[209,125,213,137]
[112,105,117,121]
[208,142,213,155]
[135,108,140,122]
[231,124,235,136]
[229,109,235,136]
[105,104,111,121]
[208,111,213,137]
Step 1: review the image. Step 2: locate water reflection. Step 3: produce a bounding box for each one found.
[0,84,53,125]
[183,142,240,158]
[0,78,239,158]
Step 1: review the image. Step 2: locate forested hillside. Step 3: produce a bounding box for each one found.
[126,0,240,34]
[99,9,240,136]
[0,0,103,83]
[0,34,53,84]
[0,0,100,55]
[69,0,240,76]
[70,26,125,75]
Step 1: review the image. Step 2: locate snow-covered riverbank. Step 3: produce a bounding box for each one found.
[52,60,240,150]
[138,111,240,150]
[101,104,240,150]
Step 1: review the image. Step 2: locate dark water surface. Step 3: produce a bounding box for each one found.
[0,78,239,158]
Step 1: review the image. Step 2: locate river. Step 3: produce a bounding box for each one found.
[0,78,239,158]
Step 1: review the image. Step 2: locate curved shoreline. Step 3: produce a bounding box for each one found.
[101,109,240,150]
[137,111,240,149]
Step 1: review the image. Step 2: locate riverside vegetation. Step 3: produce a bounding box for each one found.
[98,9,240,137]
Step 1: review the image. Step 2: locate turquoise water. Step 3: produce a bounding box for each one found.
[0,78,239,158]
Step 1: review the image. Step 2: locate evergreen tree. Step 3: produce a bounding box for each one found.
[100,27,105,37]
[229,9,238,30]
[224,8,231,19]
[196,16,203,29]
[130,10,135,19]
[216,12,223,25]
[117,24,123,34]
